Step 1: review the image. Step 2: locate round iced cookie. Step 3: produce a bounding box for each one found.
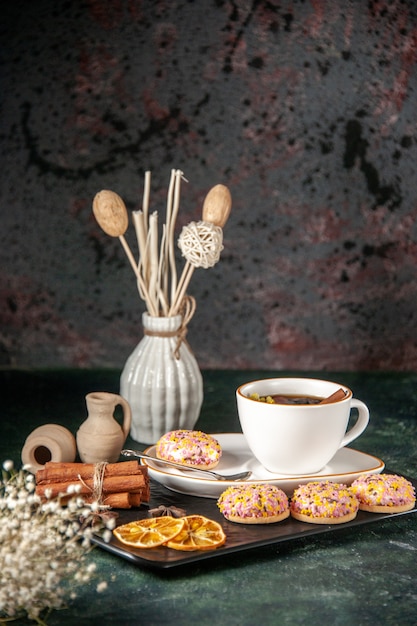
[351,473,416,513]
[156,430,222,469]
[217,483,290,524]
[290,481,359,524]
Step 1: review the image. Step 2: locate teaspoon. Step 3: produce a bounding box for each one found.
[121,449,252,481]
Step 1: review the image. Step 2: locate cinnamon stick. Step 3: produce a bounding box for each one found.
[95,492,142,509]
[35,473,147,499]
[35,460,150,508]
[128,493,144,507]
[58,491,145,509]
[131,484,151,502]
[319,388,348,404]
[36,461,146,484]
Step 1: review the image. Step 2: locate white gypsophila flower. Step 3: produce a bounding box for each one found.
[66,482,82,495]
[0,462,112,623]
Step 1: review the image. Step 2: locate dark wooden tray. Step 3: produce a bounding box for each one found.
[92,472,417,570]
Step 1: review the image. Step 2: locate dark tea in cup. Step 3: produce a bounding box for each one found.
[251,393,322,405]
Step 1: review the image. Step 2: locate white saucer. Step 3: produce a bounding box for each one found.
[142,433,385,499]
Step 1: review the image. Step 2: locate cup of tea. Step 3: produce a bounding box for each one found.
[236,377,370,475]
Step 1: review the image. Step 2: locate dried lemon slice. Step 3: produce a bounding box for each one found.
[113,516,185,548]
[165,515,226,551]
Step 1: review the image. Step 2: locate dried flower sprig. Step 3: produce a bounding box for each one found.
[0,461,114,625]
[92,171,232,319]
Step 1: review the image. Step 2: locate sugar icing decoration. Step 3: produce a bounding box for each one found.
[351,473,415,508]
[156,430,222,466]
[217,483,289,519]
[290,481,359,519]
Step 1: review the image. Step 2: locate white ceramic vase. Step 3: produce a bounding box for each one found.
[120,313,203,444]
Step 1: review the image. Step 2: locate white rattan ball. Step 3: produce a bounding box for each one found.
[178,220,224,268]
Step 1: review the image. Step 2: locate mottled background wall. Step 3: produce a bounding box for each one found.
[2,0,417,371]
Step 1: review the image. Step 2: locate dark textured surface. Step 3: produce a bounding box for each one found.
[1,368,417,625]
[2,1,417,371]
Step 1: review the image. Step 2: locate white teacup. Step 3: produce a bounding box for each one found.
[236,377,370,475]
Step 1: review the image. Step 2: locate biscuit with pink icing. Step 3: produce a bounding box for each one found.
[217,483,290,524]
[290,481,359,524]
[156,430,221,470]
[351,473,416,513]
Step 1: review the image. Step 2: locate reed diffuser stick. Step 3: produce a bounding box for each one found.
[93,177,231,321]
[168,170,183,303]
[162,169,176,306]
[147,212,159,314]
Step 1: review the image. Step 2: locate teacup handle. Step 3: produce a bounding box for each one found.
[339,399,369,449]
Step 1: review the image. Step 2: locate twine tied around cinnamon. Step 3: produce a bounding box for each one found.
[77,461,109,508]
[143,295,196,359]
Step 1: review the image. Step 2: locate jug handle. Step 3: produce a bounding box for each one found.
[115,395,132,441]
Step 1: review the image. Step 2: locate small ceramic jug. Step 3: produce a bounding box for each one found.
[76,392,132,463]
[21,424,77,473]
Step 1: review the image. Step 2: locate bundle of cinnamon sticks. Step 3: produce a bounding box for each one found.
[35,460,150,509]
